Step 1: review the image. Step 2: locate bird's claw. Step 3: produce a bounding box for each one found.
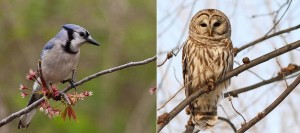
[207,79,215,92]
[61,79,77,91]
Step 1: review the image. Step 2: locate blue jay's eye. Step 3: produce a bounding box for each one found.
[79,32,85,37]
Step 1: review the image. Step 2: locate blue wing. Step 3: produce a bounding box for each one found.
[40,41,54,59]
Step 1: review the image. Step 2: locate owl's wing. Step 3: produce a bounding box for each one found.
[182,41,190,97]
[224,38,234,86]
[225,38,234,71]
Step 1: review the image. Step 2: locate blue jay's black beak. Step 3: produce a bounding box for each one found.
[86,36,100,46]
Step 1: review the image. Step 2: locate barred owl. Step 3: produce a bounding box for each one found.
[182,9,234,130]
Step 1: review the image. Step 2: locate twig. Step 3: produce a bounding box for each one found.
[236,74,300,133]
[234,61,265,81]
[37,60,47,88]
[0,56,156,127]
[275,56,288,87]
[237,24,300,54]
[157,52,173,67]
[228,96,246,125]
[62,56,156,92]
[251,0,289,18]
[173,66,183,86]
[265,0,292,35]
[157,0,198,67]
[220,104,230,118]
[157,40,300,132]
[218,116,237,133]
[172,0,198,56]
[224,65,300,97]
[157,1,186,24]
[0,98,45,127]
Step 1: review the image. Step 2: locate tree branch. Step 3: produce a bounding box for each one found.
[224,65,300,98]
[218,116,237,133]
[236,74,300,133]
[157,40,300,132]
[0,56,156,128]
[237,23,300,54]
[62,56,157,92]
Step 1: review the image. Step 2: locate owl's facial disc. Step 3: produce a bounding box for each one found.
[195,14,211,36]
[192,13,230,38]
[211,16,228,37]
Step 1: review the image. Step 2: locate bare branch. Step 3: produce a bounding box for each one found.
[0,56,156,128]
[236,74,300,133]
[157,40,300,132]
[224,64,300,98]
[228,96,246,125]
[237,24,300,54]
[0,98,44,127]
[218,116,237,133]
[251,0,289,18]
[62,56,157,92]
[265,0,292,35]
[157,52,173,67]
[234,61,265,81]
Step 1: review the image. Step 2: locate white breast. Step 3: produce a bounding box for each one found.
[41,45,80,84]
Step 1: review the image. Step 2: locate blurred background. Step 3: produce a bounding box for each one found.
[0,0,156,133]
[157,0,300,133]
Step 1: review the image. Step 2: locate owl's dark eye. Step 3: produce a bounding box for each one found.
[213,22,221,27]
[200,23,207,27]
[79,32,85,37]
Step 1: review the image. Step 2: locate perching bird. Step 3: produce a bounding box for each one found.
[182,9,234,130]
[18,24,100,129]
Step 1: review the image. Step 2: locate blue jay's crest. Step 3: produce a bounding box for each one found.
[62,24,90,39]
[62,24,86,32]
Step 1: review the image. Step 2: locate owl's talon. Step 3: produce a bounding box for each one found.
[207,79,215,92]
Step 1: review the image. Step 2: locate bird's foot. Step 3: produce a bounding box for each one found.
[61,79,77,91]
[206,79,215,93]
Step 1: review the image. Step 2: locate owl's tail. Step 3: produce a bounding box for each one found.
[192,110,218,130]
[190,83,226,130]
[18,81,43,129]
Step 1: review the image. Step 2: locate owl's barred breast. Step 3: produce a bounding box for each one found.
[184,38,233,95]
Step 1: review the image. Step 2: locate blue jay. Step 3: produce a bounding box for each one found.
[18,24,100,128]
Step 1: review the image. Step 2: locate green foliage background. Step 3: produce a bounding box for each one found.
[0,0,156,133]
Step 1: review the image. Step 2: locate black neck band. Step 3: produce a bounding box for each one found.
[63,29,78,54]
